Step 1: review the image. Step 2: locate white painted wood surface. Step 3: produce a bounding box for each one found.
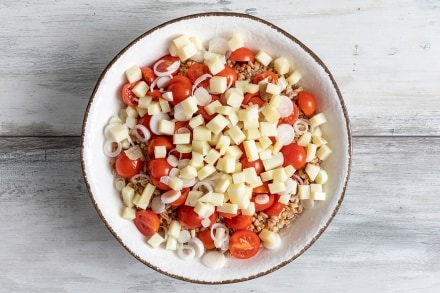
[1,0,439,292]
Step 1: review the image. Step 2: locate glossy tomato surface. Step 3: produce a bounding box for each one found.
[229,230,260,259]
[115,151,143,178]
[134,210,160,236]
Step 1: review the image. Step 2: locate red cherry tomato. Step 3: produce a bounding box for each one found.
[177,205,218,229]
[197,95,221,122]
[149,175,171,191]
[219,211,237,219]
[169,188,190,207]
[197,229,216,250]
[170,75,192,86]
[253,181,270,194]
[223,213,254,230]
[281,143,307,170]
[253,71,278,84]
[240,157,264,175]
[146,136,174,158]
[216,65,237,86]
[298,91,317,116]
[187,63,211,87]
[114,151,143,179]
[134,210,160,237]
[252,193,275,211]
[168,77,192,105]
[121,82,139,106]
[278,103,299,125]
[229,47,255,62]
[242,93,265,107]
[147,158,172,180]
[263,195,284,216]
[154,55,180,75]
[146,89,162,100]
[229,230,260,259]
[141,67,156,85]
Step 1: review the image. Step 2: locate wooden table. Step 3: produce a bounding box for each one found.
[1,1,439,291]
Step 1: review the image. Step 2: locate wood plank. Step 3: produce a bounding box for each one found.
[1,136,439,291]
[0,0,439,136]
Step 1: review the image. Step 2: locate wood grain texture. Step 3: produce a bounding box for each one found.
[1,137,439,292]
[0,0,439,136]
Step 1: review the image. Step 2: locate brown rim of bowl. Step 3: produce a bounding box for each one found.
[80,12,352,284]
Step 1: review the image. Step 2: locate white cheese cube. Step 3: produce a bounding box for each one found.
[168,177,184,191]
[189,114,204,128]
[225,88,244,108]
[216,105,233,116]
[204,149,221,165]
[286,70,302,85]
[206,114,229,135]
[125,65,142,83]
[193,126,212,141]
[206,55,226,75]
[232,171,246,184]
[158,119,175,135]
[209,76,228,94]
[241,202,255,216]
[197,164,216,180]
[297,131,312,147]
[243,140,259,162]
[278,194,291,205]
[215,177,231,193]
[272,167,287,182]
[215,135,231,155]
[172,34,190,49]
[259,149,272,160]
[258,136,273,149]
[227,183,245,199]
[312,135,328,147]
[222,157,236,173]
[315,169,328,184]
[147,232,165,248]
[312,191,326,201]
[199,192,224,206]
[192,140,211,156]
[185,190,203,206]
[147,101,161,115]
[274,57,290,75]
[265,83,280,96]
[136,183,156,209]
[173,133,191,144]
[262,152,284,171]
[245,83,260,94]
[261,105,280,124]
[138,95,152,109]
[108,124,130,142]
[306,143,318,162]
[179,165,198,180]
[312,126,323,137]
[309,113,327,127]
[159,98,171,113]
[154,145,167,158]
[176,144,192,154]
[194,202,215,218]
[132,81,149,98]
[268,182,286,194]
[317,144,333,161]
[178,42,198,61]
[161,91,173,102]
[168,220,182,239]
[228,33,244,51]
[121,207,137,220]
[223,145,243,159]
[244,127,261,140]
[235,80,249,93]
[165,236,178,250]
[189,151,204,169]
[225,125,246,145]
[217,202,238,215]
[181,96,198,116]
[228,111,239,126]
[305,164,321,181]
[310,184,323,193]
[284,165,296,177]
[260,170,274,182]
[255,50,273,66]
[121,185,135,208]
[298,184,311,200]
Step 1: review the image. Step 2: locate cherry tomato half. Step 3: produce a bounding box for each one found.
[197,95,221,122]
[298,91,317,116]
[229,47,255,62]
[141,67,156,85]
[240,157,264,175]
[154,55,180,76]
[216,66,237,86]
[253,181,270,194]
[115,151,143,179]
[177,205,218,229]
[278,103,299,125]
[168,76,192,105]
[147,158,172,180]
[263,195,284,216]
[252,193,275,211]
[281,143,307,170]
[253,71,278,84]
[149,175,171,191]
[121,82,138,106]
[134,210,160,237]
[187,63,211,87]
[197,229,216,250]
[229,230,260,259]
[169,187,190,207]
[242,93,265,108]
[223,213,254,230]
[146,136,174,158]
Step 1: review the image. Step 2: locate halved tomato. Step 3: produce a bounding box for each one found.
[229,230,260,259]
[229,47,254,62]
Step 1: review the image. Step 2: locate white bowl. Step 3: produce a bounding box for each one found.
[81,12,352,284]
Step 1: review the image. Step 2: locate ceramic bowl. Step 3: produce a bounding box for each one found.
[81,12,351,284]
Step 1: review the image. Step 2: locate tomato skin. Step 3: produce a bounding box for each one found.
[146,89,162,100]
[147,158,172,180]
[229,230,260,259]
[281,143,307,170]
[147,136,174,158]
[240,157,264,175]
[149,175,171,191]
[197,229,215,250]
[253,193,275,211]
[253,71,278,84]
[279,103,299,125]
[134,210,160,237]
[168,78,192,105]
[154,55,180,75]
[197,95,221,122]
[253,181,270,194]
[141,67,156,85]
[229,47,255,62]
[216,66,237,86]
[169,188,190,207]
[177,205,218,229]
[297,91,317,116]
[121,82,139,106]
[115,152,143,179]
[263,195,284,216]
[223,213,254,230]
[242,93,265,107]
[187,63,211,87]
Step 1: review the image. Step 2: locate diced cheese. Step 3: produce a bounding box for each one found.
[278,194,291,205]
[222,157,236,173]
[121,185,135,208]
[176,144,192,154]
[286,70,302,85]
[173,133,191,144]
[206,55,226,75]
[268,182,286,194]
[274,57,290,75]
[204,149,221,165]
[189,114,205,128]
[165,236,178,250]
[132,81,149,98]
[309,113,327,127]
[261,104,280,124]
[258,136,273,149]
[245,82,259,94]
[262,152,284,171]
[178,42,198,61]
[209,76,228,94]
[121,207,137,220]
[172,34,191,49]
[259,148,272,160]
[217,202,238,215]
[179,165,198,180]
[272,167,287,182]
[225,125,246,145]
[125,65,142,83]
[260,170,274,182]
[315,169,328,184]
[216,105,233,116]
[192,140,211,156]
[232,171,246,184]
[215,135,231,155]
[306,143,318,162]
[159,98,171,113]
[168,177,184,191]
[305,163,321,181]
[284,165,296,177]
[241,202,255,216]
[243,140,259,162]
[185,190,203,206]
[310,184,323,193]
[136,183,156,209]
[297,131,312,147]
[265,83,280,96]
[189,151,204,169]
[147,232,165,248]
[228,33,244,51]
[181,96,199,116]
[168,220,182,239]
[244,127,261,140]
[312,191,326,201]
[193,126,211,141]
[225,88,244,108]
[147,101,161,115]
[158,119,175,135]
[223,145,243,159]
[215,177,231,193]
[138,95,152,109]
[108,124,129,142]
[199,192,225,206]
[298,184,311,200]
[255,50,273,66]
[194,202,215,218]
[206,114,229,135]
[197,164,216,180]
[154,145,167,158]
[317,144,333,160]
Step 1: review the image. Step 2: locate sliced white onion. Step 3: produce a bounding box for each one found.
[292,174,304,185]
[192,73,212,91]
[255,193,270,205]
[151,196,166,214]
[178,230,192,244]
[193,87,212,106]
[161,190,182,204]
[210,223,229,249]
[263,233,282,250]
[177,159,190,169]
[159,175,170,185]
[133,124,151,142]
[177,244,196,261]
[149,112,170,135]
[114,177,126,191]
[176,127,191,134]
[202,251,226,269]
[173,103,192,121]
[167,155,179,167]
[153,59,181,77]
[293,118,309,135]
[103,140,122,157]
[208,37,230,55]
[277,95,294,118]
[182,177,197,188]
[276,124,295,145]
[156,75,172,89]
[188,237,205,258]
[193,181,214,193]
